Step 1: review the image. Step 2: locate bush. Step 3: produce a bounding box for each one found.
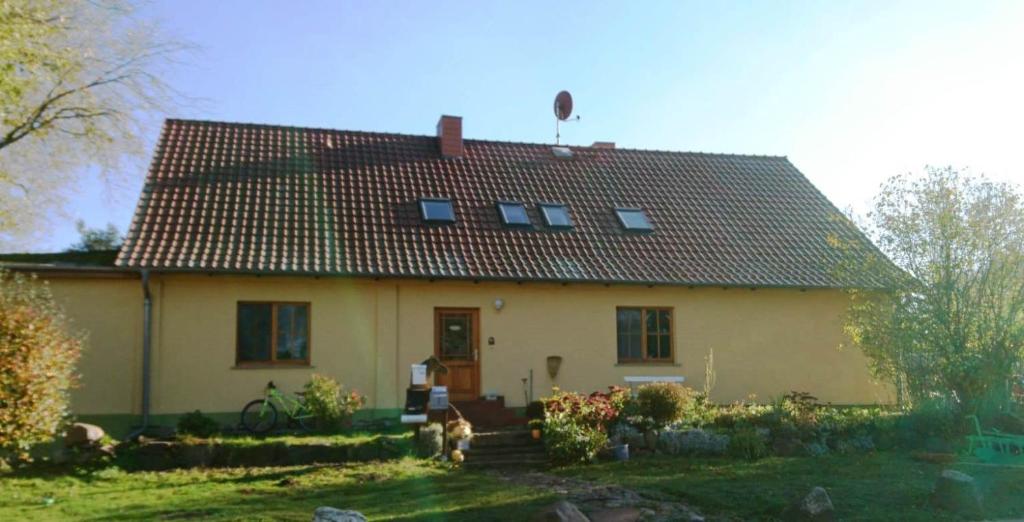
[728,428,768,461]
[416,423,443,458]
[658,428,729,456]
[541,388,627,465]
[0,272,82,462]
[544,411,608,465]
[635,383,696,429]
[302,374,366,431]
[544,387,628,430]
[177,410,220,438]
[526,400,546,420]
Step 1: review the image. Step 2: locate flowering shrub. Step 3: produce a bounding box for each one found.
[542,387,628,464]
[544,386,629,430]
[0,272,82,462]
[544,410,608,464]
[302,374,366,431]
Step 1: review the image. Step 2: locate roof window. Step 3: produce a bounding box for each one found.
[551,146,573,158]
[419,198,455,223]
[497,202,531,226]
[615,208,653,231]
[539,203,573,228]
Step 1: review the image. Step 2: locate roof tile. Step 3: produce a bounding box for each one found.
[117,119,888,287]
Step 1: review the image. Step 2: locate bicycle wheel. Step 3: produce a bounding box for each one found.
[292,401,317,432]
[241,399,278,434]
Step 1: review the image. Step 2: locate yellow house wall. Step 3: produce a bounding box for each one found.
[36,273,890,416]
[148,274,383,414]
[44,276,142,415]
[393,281,891,407]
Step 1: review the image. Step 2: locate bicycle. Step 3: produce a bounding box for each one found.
[240,381,317,434]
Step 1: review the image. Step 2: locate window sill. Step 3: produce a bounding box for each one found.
[615,362,680,367]
[232,364,314,370]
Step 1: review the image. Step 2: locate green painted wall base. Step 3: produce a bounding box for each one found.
[76,408,403,440]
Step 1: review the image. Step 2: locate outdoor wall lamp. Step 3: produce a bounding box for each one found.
[494,298,505,311]
[547,355,562,379]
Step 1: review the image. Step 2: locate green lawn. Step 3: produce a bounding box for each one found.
[5,451,1023,521]
[556,452,1024,521]
[0,459,555,521]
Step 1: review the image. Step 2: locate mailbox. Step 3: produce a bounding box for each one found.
[404,388,429,414]
[429,386,449,410]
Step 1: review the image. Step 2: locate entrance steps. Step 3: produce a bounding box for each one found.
[463,426,547,469]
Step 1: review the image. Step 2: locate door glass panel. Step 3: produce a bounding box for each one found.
[440,313,471,360]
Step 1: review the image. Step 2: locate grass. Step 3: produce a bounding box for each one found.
[200,427,412,448]
[556,451,1024,521]
[0,458,556,521]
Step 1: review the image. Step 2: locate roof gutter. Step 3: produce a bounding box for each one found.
[125,269,153,441]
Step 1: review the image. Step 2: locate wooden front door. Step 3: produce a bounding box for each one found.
[434,308,480,401]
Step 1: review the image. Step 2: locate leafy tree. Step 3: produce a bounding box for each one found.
[841,167,1024,414]
[67,220,121,252]
[0,0,186,248]
[0,271,82,462]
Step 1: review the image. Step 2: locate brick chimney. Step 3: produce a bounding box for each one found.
[437,115,463,158]
[591,141,616,149]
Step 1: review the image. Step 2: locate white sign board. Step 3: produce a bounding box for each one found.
[410,364,427,385]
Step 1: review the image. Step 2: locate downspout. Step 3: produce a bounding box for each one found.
[126,269,153,441]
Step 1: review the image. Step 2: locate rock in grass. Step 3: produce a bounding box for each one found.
[64,423,105,447]
[781,486,835,521]
[930,469,983,516]
[312,507,367,522]
[532,500,591,521]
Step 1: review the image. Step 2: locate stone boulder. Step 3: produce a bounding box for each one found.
[64,423,105,447]
[781,487,835,521]
[931,469,983,516]
[532,500,591,522]
[311,507,367,522]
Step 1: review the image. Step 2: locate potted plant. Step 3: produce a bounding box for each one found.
[447,418,473,451]
[528,418,544,440]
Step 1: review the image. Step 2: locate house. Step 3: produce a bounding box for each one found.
[3,116,893,433]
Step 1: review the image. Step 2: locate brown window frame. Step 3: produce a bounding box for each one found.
[235,301,312,367]
[616,306,674,364]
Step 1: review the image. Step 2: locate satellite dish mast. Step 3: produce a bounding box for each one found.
[553,90,579,145]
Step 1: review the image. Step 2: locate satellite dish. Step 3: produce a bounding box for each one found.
[554,91,573,121]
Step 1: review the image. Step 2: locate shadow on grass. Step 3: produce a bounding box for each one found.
[3,460,557,522]
[556,452,1024,521]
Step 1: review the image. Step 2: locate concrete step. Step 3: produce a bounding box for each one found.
[468,442,544,454]
[472,430,533,447]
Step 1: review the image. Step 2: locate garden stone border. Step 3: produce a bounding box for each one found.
[122,436,405,471]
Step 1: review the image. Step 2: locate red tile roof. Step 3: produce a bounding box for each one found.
[117,119,888,287]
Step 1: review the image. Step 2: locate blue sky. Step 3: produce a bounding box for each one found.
[41,0,1024,252]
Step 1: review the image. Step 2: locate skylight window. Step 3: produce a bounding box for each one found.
[497,202,531,226]
[615,208,653,231]
[539,203,573,228]
[419,198,455,223]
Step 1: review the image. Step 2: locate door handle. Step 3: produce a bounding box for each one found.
[474,349,479,362]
